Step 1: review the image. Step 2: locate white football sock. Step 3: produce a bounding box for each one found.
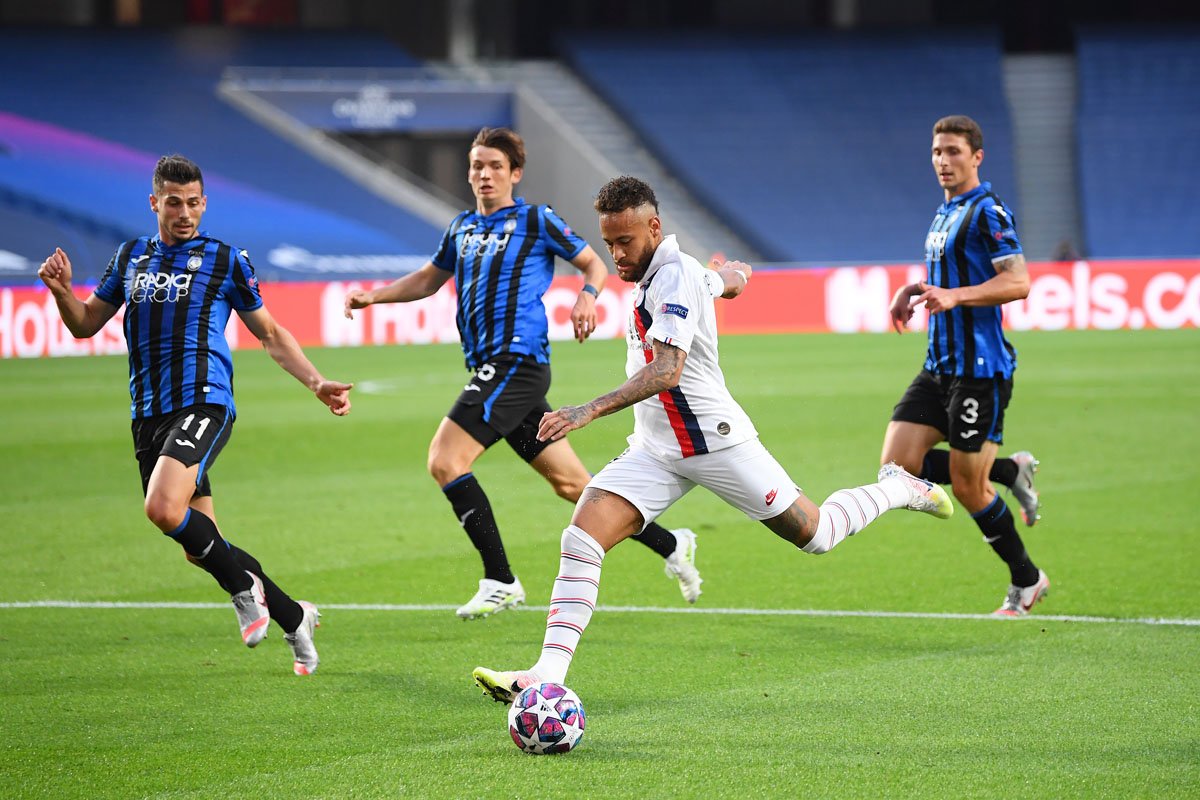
[803,483,895,554]
[531,525,605,684]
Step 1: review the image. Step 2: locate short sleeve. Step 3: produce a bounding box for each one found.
[229,248,264,311]
[541,206,588,261]
[645,265,703,354]
[700,269,724,299]
[93,244,128,306]
[978,200,1022,262]
[432,214,467,272]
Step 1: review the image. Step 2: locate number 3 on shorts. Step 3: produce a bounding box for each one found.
[959,397,979,424]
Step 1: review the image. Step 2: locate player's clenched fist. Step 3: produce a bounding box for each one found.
[38,247,75,296]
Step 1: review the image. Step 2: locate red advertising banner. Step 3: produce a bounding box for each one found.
[4,259,1198,358]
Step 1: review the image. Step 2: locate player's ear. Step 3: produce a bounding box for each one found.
[149,193,158,212]
[510,166,523,185]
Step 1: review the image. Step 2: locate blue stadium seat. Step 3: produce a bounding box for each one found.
[0,29,441,284]
[561,32,1017,264]
[1077,26,1200,258]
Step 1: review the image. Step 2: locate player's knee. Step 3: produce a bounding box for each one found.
[549,474,588,503]
[949,473,990,510]
[144,495,186,532]
[427,451,463,486]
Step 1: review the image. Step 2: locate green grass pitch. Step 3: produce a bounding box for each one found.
[1,329,1197,798]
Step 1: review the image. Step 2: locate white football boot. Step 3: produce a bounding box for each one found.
[231,571,269,647]
[284,601,321,676]
[456,577,525,620]
[994,570,1050,617]
[1008,451,1042,526]
[878,462,954,519]
[664,528,703,604]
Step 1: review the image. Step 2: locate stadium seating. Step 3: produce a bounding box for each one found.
[560,31,1017,264]
[0,28,441,284]
[1076,26,1200,258]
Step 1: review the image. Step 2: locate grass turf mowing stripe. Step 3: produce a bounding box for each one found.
[3,599,1197,626]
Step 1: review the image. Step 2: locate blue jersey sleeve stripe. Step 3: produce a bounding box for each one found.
[229,250,262,310]
[542,209,585,260]
[978,194,1008,257]
[433,212,469,272]
[94,240,132,307]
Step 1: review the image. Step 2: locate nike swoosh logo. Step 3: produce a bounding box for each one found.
[983,535,1001,543]
[960,429,978,438]
[463,384,481,392]
[133,255,150,264]
[175,439,196,449]
[1022,580,1047,611]
[459,509,475,526]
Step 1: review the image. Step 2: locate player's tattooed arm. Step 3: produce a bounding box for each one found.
[993,253,1026,274]
[537,339,686,441]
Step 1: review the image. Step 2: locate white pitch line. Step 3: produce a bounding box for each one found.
[1,600,1198,627]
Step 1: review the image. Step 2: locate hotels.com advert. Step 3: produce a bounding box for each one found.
[2,259,1197,358]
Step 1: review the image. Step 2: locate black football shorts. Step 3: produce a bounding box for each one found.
[891,369,1012,453]
[131,404,233,497]
[447,353,555,463]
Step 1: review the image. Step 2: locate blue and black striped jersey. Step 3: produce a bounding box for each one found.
[94,232,263,419]
[431,198,587,369]
[922,181,1022,378]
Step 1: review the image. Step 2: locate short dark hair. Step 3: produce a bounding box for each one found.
[594,176,659,214]
[152,154,204,194]
[471,127,525,170]
[933,115,984,152]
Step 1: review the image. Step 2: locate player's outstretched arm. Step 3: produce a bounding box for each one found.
[38,247,118,338]
[239,306,354,416]
[567,246,608,343]
[343,261,450,319]
[705,257,752,299]
[537,339,686,442]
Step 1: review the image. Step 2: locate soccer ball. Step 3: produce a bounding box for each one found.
[507,682,586,754]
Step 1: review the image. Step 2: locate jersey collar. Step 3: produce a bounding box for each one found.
[472,196,527,220]
[151,230,210,251]
[943,181,992,209]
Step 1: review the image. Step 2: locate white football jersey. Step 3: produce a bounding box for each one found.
[624,235,757,458]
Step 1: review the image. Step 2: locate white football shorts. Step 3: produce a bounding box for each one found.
[587,438,802,529]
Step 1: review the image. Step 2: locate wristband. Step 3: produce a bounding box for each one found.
[732,269,748,283]
[581,283,600,298]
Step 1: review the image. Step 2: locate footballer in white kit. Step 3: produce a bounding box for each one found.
[472,176,953,706]
[592,231,802,526]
